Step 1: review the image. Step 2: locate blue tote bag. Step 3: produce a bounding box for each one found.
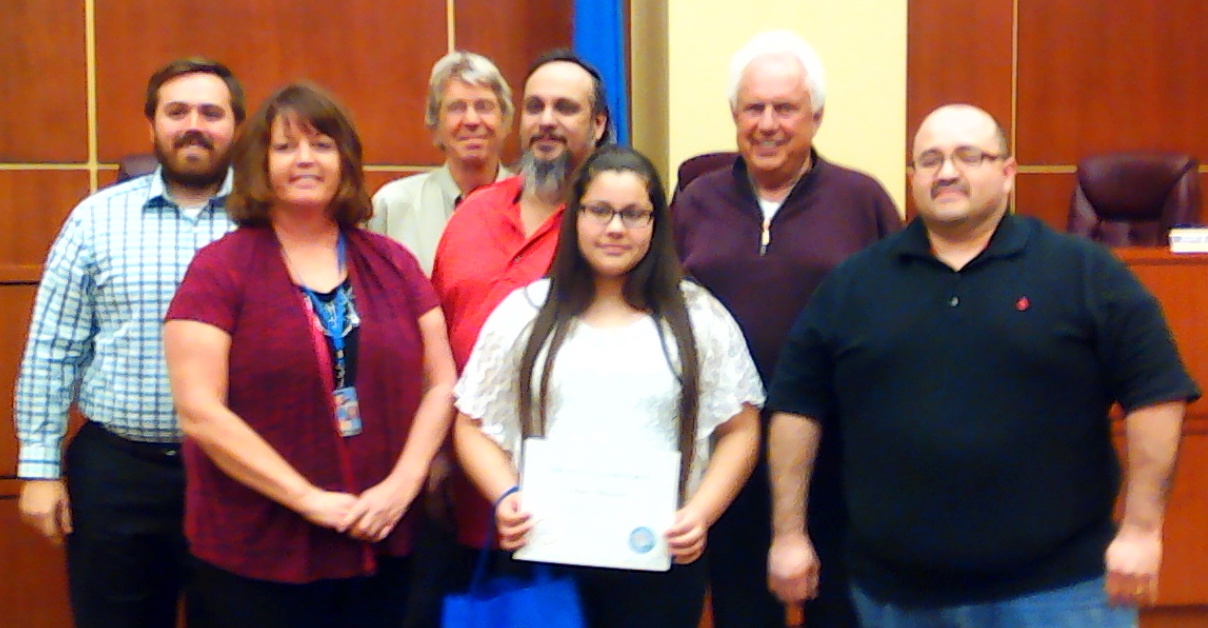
[441,544,585,628]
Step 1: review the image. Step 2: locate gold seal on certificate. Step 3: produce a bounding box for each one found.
[514,437,681,572]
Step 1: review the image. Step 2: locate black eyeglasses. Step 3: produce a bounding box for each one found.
[579,203,655,228]
[910,146,1007,172]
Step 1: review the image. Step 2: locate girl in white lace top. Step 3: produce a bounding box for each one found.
[453,146,764,626]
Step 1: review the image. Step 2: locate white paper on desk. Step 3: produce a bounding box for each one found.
[514,437,680,572]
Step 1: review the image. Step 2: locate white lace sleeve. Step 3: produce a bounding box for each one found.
[685,281,765,440]
[453,280,549,455]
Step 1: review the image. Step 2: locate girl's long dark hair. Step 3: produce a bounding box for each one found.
[517,145,701,502]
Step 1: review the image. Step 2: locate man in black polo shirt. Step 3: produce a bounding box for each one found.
[766,103,1199,627]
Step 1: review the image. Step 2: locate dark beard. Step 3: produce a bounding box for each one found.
[153,140,230,191]
[519,149,572,198]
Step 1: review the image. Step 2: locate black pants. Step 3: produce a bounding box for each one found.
[190,555,412,628]
[402,518,482,628]
[708,423,858,628]
[568,559,708,628]
[64,421,190,628]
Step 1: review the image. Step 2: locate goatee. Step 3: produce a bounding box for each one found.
[519,149,572,198]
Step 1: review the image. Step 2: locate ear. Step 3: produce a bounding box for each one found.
[148,119,156,144]
[813,106,825,127]
[592,112,607,144]
[1002,156,1018,195]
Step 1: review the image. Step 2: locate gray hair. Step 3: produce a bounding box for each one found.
[425,51,514,129]
[727,30,826,114]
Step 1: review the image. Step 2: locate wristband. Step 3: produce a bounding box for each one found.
[493,485,519,510]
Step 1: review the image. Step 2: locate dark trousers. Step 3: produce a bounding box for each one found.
[64,421,190,628]
[190,555,412,628]
[568,559,708,628]
[402,518,481,628]
[708,423,858,628]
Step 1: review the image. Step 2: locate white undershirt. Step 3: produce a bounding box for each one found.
[758,197,782,223]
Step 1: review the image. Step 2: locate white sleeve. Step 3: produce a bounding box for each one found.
[453,281,547,455]
[687,282,766,440]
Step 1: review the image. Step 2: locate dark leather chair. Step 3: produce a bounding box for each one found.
[115,153,159,184]
[672,151,738,204]
[1066,151,1202,246]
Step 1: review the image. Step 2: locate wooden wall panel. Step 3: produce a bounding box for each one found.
[0,0,88,162]
[456,0,575,165]
[0,286,37,477]
[1118,250,1208,609]
[95,0,447,165]
[1156,429,1208,605]
[1142,607,1208,628]
[1013,172,1075,231]
[0,171,90,282]
[0,500,72,627]
[1016,0,1208,164]
[906,1,1013,139]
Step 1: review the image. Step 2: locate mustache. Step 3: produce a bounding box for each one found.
[931,181,969,198]
[529,132,565,143]
[174,130,213,150]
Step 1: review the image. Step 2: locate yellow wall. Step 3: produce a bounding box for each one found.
[632,0,908,211]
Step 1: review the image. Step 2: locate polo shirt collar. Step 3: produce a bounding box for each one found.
[438,162,514,206]
[429,165,460,206]
[893,212,1031,263]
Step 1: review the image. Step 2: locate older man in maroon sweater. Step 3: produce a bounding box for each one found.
[671,30,900,628]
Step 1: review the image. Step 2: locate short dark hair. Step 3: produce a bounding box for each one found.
[525,49,612,147]
[226,82,372,227]
[144,57,245,123]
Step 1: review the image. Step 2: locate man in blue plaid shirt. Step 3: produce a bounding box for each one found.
[14,57,244,628]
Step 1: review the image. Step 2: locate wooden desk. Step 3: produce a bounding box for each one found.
[1114,248,1208,627]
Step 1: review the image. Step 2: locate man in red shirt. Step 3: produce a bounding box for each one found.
[418,49,609,626]
[433,50,609,372]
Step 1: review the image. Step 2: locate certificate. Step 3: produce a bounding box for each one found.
[514,437,680,572]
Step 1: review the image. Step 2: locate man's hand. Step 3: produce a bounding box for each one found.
[768,531,820,604]
[1105,524,1162,607]
[19,480,73,544]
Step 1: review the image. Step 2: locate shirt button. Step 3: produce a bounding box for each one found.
[948,296,959,307]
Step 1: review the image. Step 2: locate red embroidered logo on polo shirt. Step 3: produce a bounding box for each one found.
[1016,296,1030,311]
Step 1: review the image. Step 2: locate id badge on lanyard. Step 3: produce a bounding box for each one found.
[303,233,362,437]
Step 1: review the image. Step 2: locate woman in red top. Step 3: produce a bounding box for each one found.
[164,82,456,628]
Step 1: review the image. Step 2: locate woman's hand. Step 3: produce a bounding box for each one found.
[495,492,533,550]
[343,477,421,542]
[666,506,708,564]
[295,488,360,531]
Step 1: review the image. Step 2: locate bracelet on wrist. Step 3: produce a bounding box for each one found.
[493,485,519,510]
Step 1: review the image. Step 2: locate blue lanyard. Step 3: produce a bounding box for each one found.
[302,232,350,386]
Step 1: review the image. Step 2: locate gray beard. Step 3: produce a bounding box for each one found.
[519,149,571,198]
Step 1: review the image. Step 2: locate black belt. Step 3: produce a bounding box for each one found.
[83,420,182,466]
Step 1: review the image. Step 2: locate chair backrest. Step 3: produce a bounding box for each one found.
[672,151,738,204]
[1067,151,1202,246]
[115,153,159,184]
